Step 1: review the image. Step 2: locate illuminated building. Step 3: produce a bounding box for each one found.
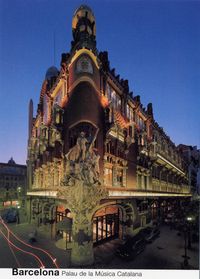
[26,5,191,266]
[0,158,26,208]
[178,144,200,195]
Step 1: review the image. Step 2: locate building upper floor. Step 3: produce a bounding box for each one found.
[27,5,190,198]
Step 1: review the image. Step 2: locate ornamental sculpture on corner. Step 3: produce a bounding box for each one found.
[57,129,108,218]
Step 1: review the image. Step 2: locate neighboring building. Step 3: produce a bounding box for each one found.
[26,5,191,266]
[178,144,200,195]
[0,158,27,208]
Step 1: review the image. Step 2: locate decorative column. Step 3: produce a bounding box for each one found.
[166,171,169,192]
[57,180,108,266]
[112,163,117,187]
[42,164,46,188]
[56,131,108,266]
[159,167,163,191]
[122,161,127,187]
[35,169,39,188]
[146,175,149,190]
[136,172,139,190]
[38,168,41,188]
[58,161,62,186]
[46,162,52,189]
[141,174,145,190]
[44,165,48,188]
[71,216,94,266]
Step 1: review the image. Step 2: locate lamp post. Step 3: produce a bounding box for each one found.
[182,226,190,268]
[181,215,194,268]
[186,216,193,250]
[17,186,22,207]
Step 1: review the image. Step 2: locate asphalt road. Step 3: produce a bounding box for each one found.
[93,224,199,269]
[0,220,58,268]
[0,221,198,269]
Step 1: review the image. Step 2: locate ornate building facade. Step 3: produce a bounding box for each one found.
[178,144,200,196]
[26,5,191,266]
[0,158,26,209]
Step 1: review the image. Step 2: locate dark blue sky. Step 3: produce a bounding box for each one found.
[0,0,199,164]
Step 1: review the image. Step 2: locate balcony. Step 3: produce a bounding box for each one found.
[151,178,190,194]
[149,142,183,170]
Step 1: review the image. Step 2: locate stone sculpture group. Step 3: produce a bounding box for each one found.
[62,130,100,186]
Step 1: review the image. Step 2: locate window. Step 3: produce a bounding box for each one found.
[106,84,121,111]
[130,109,134,121]
[126,105,130,119]
[144,176,148,188]
[106,142,111,153]
[161,141,166,152]
[87,26,92,35]
[104,168,112,187]
[54,91,62,106]
[80,25,85,32]
[106,84,112,100]
[129,126,133,137]
[116,169,123,187]
[126,105,134,121]
[138,117,145,130]
[138,174,142,188]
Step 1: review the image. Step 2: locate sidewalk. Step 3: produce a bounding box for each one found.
[93,224,199,269]
[6,222,199,269]
[8,223,70,268]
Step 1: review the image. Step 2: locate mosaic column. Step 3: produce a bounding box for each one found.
[112,164,117,187]
[57,180,108,266]
[122,161,127,187]
[53,160,59,188]
[42,165,46,188]
[71,217,94,266]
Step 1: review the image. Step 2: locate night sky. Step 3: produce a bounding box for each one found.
[0,0,199,164]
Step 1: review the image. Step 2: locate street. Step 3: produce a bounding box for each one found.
[0,221,199,269]
[93,224,199,269]
[0,220,63,268]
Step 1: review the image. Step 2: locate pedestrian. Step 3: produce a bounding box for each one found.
[28,229,37,243]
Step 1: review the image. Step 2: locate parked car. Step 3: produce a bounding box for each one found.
[116,233,146,260]
[3,208,18,223]
[139,227,160,243]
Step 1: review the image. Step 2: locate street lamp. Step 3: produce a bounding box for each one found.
[186,216,193,250]
[181,226,190,268]
[181,215,194,268]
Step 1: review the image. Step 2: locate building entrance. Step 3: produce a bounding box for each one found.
[93,206,120,245]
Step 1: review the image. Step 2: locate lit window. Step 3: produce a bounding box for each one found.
[54,90,62,106]
[80,25,85,32]
[126,105,130,119]
[116,169,123,187]
[104,168,112,187]
[107,84,121,111]
[127,105,134,121]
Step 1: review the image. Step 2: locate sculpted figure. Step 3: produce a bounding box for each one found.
[77,131,88,161]
[66,131,88,162]
[65,143,80,162]
[62,129,101,186]
[93,153,100,179]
